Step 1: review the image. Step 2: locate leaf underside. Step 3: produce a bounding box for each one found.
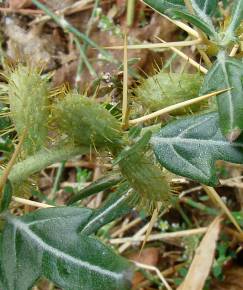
[151,112,243,186]
[1,208,133,290]
[200,51,243,141]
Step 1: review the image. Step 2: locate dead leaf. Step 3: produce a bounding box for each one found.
[177,216,223,290]
[212,266,243,290]
[9,0,33,9]
[5,18,55,70]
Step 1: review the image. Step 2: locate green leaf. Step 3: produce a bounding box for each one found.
[189,0,217,34]
[143,0,218,38]
[0,180,12,213]
[68,174,123,205]
[222,0,243,44]
[81,184,132,235]
[1,208,133,290]
[200,51,243,141]
[142,0,185,13]
[192,0,217,16]
[151,112,243,186]
[167,8,217,37]
[0,233,6,290]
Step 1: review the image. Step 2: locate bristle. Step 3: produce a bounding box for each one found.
[53,91,123,149]
[133,71,204,115]
[7,64,50,156]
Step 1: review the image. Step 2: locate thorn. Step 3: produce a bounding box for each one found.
[226,128,242,142]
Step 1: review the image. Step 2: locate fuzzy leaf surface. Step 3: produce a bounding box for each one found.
[143,0,217,37]
[81,185,132,235]
[223,0,243,44]
[0,180,12,213]
[142,0,185,13]
[192,0,217,16]
[200,51,243,141]
[167,8,217,37]
[151,112,243,186]
[1,207,133,290]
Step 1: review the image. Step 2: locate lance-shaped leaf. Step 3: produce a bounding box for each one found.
[68,174,123,205]
[142,0,185,13]
[151,112,243,186]
[190,0,217,33]
[167,8,217,37]
[192,0,217,16]
[143,0,218,38]
[1,208,133,290]
[222,0,243,44]
[200,51,243,141]
[81,184,132,235]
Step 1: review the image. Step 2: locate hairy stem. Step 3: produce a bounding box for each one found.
[9,145,89,187]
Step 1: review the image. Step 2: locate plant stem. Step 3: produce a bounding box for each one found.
[129,88,231,125]
[75,0,99,85]
[122,31,129,127]
[49,161,66,200]
[0,128,27,194]
[9,145,89,187]
[74,37,97,79]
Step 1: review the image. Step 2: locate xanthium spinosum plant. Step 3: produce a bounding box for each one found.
[0,0,242,289]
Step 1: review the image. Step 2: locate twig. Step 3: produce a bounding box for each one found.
[129,88,231,125]
[133,261,173,290]
[111,217,141,238]
[118,222,150,252]
[104,38,202,50]
[0,7,43,14]
[110,227,208,244]
[30,0,93,24]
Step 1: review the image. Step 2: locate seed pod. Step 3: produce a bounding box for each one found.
[118,132,171,212]
[7,65,50,156]
[133,72,204,114]
[54,92,122,149]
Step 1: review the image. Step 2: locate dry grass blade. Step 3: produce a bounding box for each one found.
[133,261,173,290]
[12,196,54,208]
[139,203,161,255]
[203,186,242,233]
[122,30,129,127]
[104,39,201,50]
[177,216,223,290]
